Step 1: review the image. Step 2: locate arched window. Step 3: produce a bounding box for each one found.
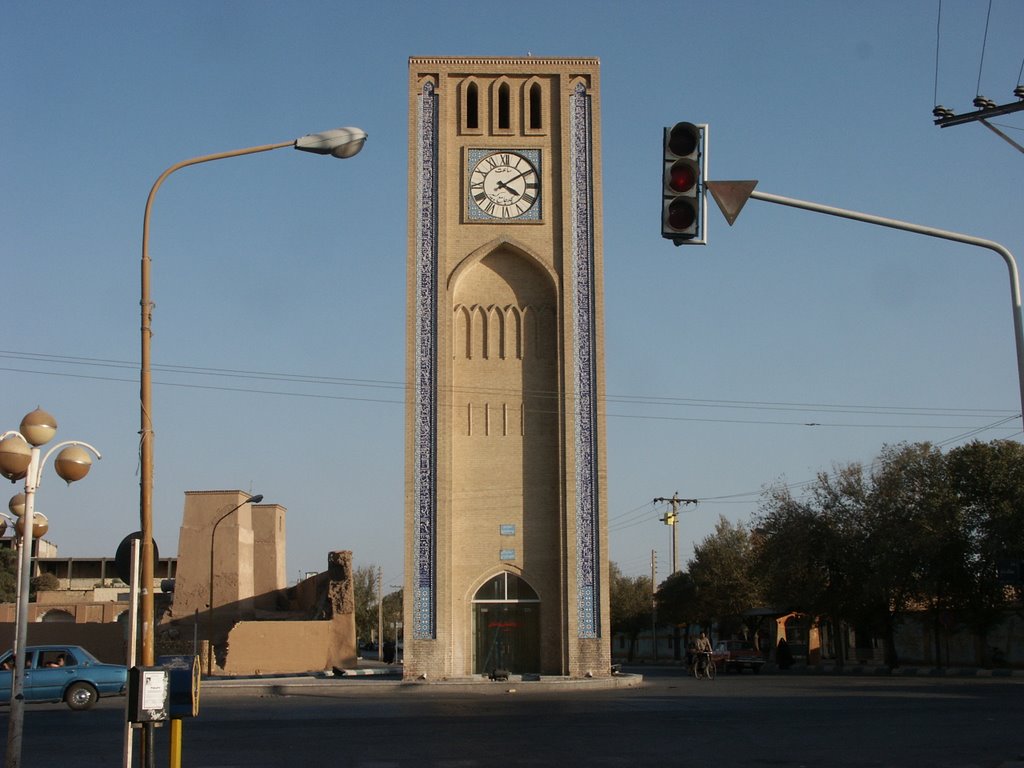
[497,82,510,130]
[466,81,479,130]
[39,609,74,623]
[529,82,542,130]
[472,572,540,674]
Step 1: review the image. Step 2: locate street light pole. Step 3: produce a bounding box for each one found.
[0,408,99,768]
[706,181,1024,428]
[206,494,262,675]
[138,126,366,680]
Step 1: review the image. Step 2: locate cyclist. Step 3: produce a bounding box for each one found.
[693,632,713,676]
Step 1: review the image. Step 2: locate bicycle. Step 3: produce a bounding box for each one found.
[692,651,716,680]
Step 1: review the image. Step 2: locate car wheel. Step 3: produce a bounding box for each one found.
[65,682,98,711]
[752,664,761,674]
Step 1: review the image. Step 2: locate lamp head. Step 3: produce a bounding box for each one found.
[54,445,93,485]
[248,494,264,504]
[20,408,57,447]
[15,512,48,540]
[294,127,367,159]
[0,436,31,482]
[8,493,26,518]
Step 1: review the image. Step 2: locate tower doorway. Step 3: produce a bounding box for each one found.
[472,572,540,675]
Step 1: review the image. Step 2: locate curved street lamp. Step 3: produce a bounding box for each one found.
[206,493,263,675]
[0,408,100,768]
[138,126,366,677]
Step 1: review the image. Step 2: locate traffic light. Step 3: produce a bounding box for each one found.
[662,122,706,244]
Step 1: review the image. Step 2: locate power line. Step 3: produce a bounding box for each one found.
[1,350,1014,421]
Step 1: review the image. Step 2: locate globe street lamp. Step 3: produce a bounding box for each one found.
[0,408,100,768]
[138,126,366,677]
[206,493,263,675]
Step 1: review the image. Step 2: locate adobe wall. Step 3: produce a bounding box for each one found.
[0,600,125,624]
[0,622,125,664]
[252,503,287,609]
[220,617,356,675]
[172,490,257,622]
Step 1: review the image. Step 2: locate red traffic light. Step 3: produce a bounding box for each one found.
[668,159,698,193]
[662,121,706,244]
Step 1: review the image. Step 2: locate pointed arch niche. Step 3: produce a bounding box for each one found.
[450,243,560,620]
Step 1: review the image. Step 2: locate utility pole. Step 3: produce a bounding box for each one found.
[376,566,383,653]
[653,493,699,574]
[932,90,1024,154]
[651,550,658,662]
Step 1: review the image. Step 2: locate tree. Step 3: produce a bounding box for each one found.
[0,549,17,603]
[688,516,762,637]
[609,562,652,661]
[754,483,830,615]
[655,570,698,658]
[381,588,403,643]
[655,570,697,628]
[352,565,379,646]
[866,442,960,666]
[946,440,1024,658]
[752,439,1024,668]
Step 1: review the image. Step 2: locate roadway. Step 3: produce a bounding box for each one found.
[4,666,1023,767]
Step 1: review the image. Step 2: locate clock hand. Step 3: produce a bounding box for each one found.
[495,169,531,192]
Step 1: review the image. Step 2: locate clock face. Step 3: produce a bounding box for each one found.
[469,151,540,220]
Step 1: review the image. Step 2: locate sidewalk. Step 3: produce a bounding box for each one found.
[618,658,1024,678]
[200,658,645,695]
[775,661,1024,678]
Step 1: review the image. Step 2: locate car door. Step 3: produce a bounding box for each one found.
[0,651,13,701]
[28,649,76,702]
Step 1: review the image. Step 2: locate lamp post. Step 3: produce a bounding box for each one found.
[206,493,263,675]
[706,181,1024,428]
[0,408,100,768]
[138,126,366,678]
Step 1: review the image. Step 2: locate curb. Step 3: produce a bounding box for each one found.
[614,660,1024,678]
[200,671,645,695]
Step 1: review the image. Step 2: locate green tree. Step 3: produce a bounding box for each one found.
[352,565,379,646]
[866,442,959,666]
[946,439,1024,658]
[609,562,653,661]
[0,549,17,603]
[753,439,1024,668]
[754,483,830,615]
[655,570,698,658]
[655,570,697,627]
[381,588,403,644]
[688,516,762,637]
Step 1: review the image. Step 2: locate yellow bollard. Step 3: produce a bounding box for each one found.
[169,719,183,768]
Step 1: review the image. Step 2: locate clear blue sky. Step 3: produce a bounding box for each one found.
[3,1,1022,588]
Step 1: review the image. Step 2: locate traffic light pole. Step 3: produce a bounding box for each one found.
[707,182,1024,429]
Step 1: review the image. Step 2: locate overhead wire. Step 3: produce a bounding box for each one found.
[4,348,1020,527]
[934,0,943,107]
[609,412,1021,533]
[1,351,1016,434]
[975,0,993,98]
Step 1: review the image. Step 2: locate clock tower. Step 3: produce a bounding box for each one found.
[404,57,609,679]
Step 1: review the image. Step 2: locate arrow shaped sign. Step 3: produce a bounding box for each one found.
[705,180,758,225]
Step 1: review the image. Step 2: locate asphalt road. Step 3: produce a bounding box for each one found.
[4,667,1023,767]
